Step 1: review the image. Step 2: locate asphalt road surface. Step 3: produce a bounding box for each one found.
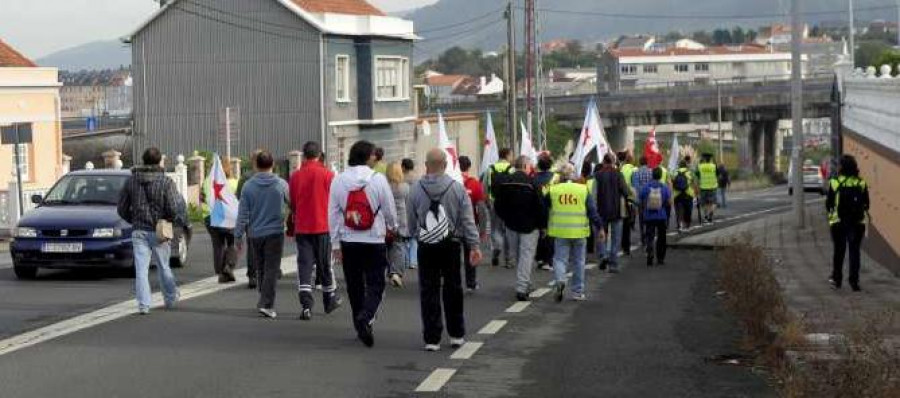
[0,186,818,397]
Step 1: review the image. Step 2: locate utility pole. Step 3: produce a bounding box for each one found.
[717,80,724,160]
[13,124,24,216]
[505,1,518,152]
[849,0,856,66]
[896,0,900,49]
[524,0,535,134]
[225,106,232,160]
[791,0,806,229]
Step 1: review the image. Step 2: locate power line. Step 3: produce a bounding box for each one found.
[525,3,900,20]
[415,5,507,34]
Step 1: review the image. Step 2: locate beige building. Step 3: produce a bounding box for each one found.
[0,39,64,192]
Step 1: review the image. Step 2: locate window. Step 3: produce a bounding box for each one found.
[643,65,658,74]
[620,65,637,75]
[675,64,690,73]
[12,144,29,181]
[375,57,409,101]
[336,55,350,102]
[694,63,709,72]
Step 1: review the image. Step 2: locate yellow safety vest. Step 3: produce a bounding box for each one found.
[487,161,513,200]
[621,163,637,189]
[698,162,718,190]
[659,166,669,183]
[674,167,694,197]
[547,182,590,239]
[828,176,867,225]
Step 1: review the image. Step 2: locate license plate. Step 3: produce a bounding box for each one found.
[41,242,83,253]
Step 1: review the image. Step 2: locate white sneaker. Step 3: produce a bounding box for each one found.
[450,338,465,348]
[258,308,277,319]
[572,293,587,301]
[390,274,404,288]
[424,344,441,352]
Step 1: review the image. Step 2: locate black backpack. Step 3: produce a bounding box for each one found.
[673,171,690,192]
[837,179,866,224]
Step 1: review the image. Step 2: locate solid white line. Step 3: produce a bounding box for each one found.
[477,320,507,335]
[529,287,551,298]
[505,302,531,313]
[415,368,457,392]
[0,256,298,357]
[450,341,484,359]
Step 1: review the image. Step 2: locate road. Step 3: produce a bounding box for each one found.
[0,186,819,397]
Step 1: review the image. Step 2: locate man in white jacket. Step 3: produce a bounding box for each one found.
[329,140,397,348]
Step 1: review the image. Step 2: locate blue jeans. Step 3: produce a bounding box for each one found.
[718,187,727,208]
[407,239,418,267]
[553,238,586,294]
[133,230,178,311]
[597,219,624,269]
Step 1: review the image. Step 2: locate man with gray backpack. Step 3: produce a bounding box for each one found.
[639,168,672,267]
[408,148,482,352]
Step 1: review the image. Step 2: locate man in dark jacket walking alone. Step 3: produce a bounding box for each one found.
[593,153,631,272]
[118,147,187,314]
[493,156,548,301]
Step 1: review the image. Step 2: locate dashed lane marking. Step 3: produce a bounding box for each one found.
[0,256,298,357]
[505,302,531,313]
[477,320,507,335]
[415,368,457,392]
[585,262,598,270]
[450,341,484,360]
[529,288,551,298]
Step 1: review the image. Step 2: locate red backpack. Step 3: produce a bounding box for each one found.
[344,183,380,231]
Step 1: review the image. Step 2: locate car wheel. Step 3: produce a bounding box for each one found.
[13,264,38,280]
[171,236,188,268]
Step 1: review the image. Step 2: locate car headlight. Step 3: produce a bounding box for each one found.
[15,227,38,238]
[92,228,122,238]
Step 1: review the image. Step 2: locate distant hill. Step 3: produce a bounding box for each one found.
[37,40,130,71]
[409,0,881,60]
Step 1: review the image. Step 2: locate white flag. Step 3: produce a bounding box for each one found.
[421,119,432,137]
[437,111,463,183]
[572,99,609,176]
[205,154,239,229]
[520,120,537,164]
[480,112,499,176]
[667,134,681,173]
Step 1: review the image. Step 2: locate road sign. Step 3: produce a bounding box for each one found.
[1,123,33,145]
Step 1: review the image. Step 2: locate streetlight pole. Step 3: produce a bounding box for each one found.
[791,0,806,229]
[849,0,856,66]
[717,80,724,160]
[13,124,24,216]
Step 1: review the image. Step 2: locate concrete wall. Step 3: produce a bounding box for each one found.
[841,65,900,270]
[0,67,63,190]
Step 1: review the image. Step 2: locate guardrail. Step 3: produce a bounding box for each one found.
[842,65,900,154]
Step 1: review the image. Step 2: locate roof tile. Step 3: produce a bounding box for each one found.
[291,0,385,16]
[0,39,36,67]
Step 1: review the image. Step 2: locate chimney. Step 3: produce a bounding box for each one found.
[480,76,487,88]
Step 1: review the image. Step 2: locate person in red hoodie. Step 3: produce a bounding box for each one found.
[289,141,342,320]
[459,156,487,292]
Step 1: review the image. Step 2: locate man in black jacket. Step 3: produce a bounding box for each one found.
[118,147,187,314]
[593,153,630,273]
[493,156,548,301]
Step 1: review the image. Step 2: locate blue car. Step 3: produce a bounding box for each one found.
[10,170,191,279]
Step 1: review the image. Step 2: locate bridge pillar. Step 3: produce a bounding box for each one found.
[763,120,778,175]
[733,121,753,174]
[605,126,628,153]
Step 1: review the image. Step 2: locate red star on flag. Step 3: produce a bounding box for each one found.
[213,181,227,204]
[446,147,459,168]
[582,127,592,146]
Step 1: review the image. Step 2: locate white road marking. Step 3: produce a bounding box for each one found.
[415,368,457,392]
[477,320,507,335]
[529,288,551,298]
[450,341,484,359]
[585,262,597,270]
[505,302,531,313]
[0,256,298,357]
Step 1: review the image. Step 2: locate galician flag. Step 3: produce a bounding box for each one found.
[644,127,664,168]
[206,154,239,229]
[520,120,537,164]
[572,98,610,176]
[437,111,463,183]
[667,134,681,172]
[480,111,499,176]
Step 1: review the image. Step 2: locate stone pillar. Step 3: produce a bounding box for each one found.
[173,154,189,204]
[763,120,778,175]
[605,126,628,153]
[188,151,206,186]
[103,150,122,169]
[288,150,303,172]
[61,155,72,175]
[230,158,242,180]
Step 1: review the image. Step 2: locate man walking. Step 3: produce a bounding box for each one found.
[826,155,869,292]
[235,151,289,319]
[329,140,397,347]
[493,156,548,301]
[618,152,637,256]
[716,162,730,209]
[640,168,672,267]
[546,164,602,302]
[593,154,630,273]
[631,156,653,242]
[697,153,719,223]
[672,159,696,232]
[409,149,482,351]
[118,147,187,314]
[485,148,514,267]
[289,141,342,320]
[460,155,487,292]
[236,149,261,288]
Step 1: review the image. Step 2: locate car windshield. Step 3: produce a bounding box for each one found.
[42,175,129,206]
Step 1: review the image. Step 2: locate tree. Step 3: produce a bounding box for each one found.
[856,41,892,69]
[731,27,746,44]
[663,31,685,42]
[873,50,900,76]
[691,30,713,45]
[712,29,733,45]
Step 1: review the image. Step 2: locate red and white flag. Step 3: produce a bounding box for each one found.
[205,154,239,229]
[644,127,664,169]
[437,111,463,183]
[520,120,537,164]
[480,111,499,176]
[572,99,610,176]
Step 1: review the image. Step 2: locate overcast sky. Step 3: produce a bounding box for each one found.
[0,0,436,59]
